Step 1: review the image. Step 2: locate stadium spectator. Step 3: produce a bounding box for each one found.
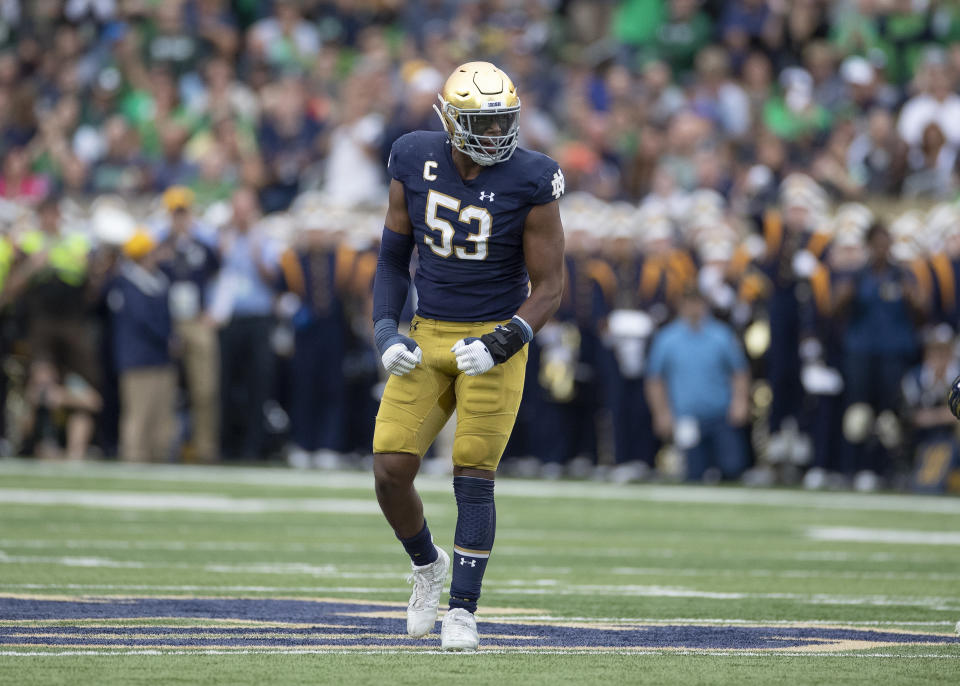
[812,122,865,201]
[187,56,260,127]
[689,45,751,139]
[4,195,101,460]
[901,122,958,199]
[902,324,959,449]
[277,211,349,468]
[834,221,925,490]
[155,186,221,463]
[719,0,775,72]
[186,0,240,61]
[897,49,960,151]
[247,0,321,72]
[846,107,905,196]
[0,0,956,491]
[257,76,324,212]
[0,148,49,203]
[322,73,387,208]
[763,67,832,147]
[152,123,198,192]
[839,55,898,116]
[804,41,845,113]
[213,187,279,460]
[379,65,445,167]
[88,116,150,195]
[106,230,176,463]
[646,286,751,482]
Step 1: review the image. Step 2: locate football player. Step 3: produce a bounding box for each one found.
[371,62,565,650]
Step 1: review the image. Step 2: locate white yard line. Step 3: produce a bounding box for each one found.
[0,583,396,593]
[3,458,960,514]
[477,616,956,626]
[0,553,408,579]
[0,648,957,658]
[0,488,386,514]
[807,527,960,546]
[0,538,315,552]
[3,548,956,584]
[609,567,960,582]
[2,539,953,566]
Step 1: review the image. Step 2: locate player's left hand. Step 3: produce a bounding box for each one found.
[452,338,495,376]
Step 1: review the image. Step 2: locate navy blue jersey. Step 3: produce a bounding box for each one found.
[388,131,563,321]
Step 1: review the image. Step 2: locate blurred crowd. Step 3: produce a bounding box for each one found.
[1,0,960,492]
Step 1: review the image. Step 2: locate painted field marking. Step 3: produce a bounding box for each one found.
[0,553,409,579]
[0,488,386,514]
[609,567,960,582]
[0,648,958,658]
[477,617,957,626]
[3,458,960,515]
[0,616,954,635]
[2,596,958,657]
[0,538,351,553]
[807,527,960,546]
[2,614,953,628]
[0,583,957,611]
[2,539,954,567]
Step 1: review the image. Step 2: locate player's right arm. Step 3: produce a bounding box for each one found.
[373,179,422,376]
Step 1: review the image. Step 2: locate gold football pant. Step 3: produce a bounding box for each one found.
[373,316,528,471]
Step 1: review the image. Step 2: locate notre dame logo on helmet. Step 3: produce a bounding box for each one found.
[948,374,960,419]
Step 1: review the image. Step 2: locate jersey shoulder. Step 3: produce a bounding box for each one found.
[387,131,447,181]
[503,146,565,205]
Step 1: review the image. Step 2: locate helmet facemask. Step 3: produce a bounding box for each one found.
[435,97,520,166]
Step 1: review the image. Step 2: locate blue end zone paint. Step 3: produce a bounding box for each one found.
[1,597,958,651]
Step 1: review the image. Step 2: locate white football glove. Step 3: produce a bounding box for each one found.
[381,342,423,376]
[451,338,495,376]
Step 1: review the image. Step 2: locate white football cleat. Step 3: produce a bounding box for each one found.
[406,546,449,637]
[441,607,479,651]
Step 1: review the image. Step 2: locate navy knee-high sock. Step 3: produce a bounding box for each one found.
[399,520,438,566]
[449,476,495,613]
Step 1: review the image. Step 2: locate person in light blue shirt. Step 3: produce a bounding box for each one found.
[645,287,751,481]
[212,187,281,460]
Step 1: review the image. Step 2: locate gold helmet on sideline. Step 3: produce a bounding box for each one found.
[434,61,520,166]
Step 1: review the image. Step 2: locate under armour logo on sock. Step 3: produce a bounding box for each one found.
[459,557,476,567]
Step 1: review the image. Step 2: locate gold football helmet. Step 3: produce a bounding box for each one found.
[434,61,520,166]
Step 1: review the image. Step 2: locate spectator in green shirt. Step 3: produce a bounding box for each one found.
[763,67,832,143]
[613,0,667,48]
[653,0,712,77]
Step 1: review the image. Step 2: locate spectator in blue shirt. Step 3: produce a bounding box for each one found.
[645,287,751,481]
[211,187,280,459]
[105,230,176,463]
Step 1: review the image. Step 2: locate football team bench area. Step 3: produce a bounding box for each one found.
[0,457,958,685]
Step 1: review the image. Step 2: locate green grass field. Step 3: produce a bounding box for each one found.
[1,457,959,684]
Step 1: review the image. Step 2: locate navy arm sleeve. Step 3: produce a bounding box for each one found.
[372,227,414,323]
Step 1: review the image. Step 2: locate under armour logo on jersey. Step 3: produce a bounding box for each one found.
[479,191,495,202]
[459,557,477,567]
[551,169,565,199]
